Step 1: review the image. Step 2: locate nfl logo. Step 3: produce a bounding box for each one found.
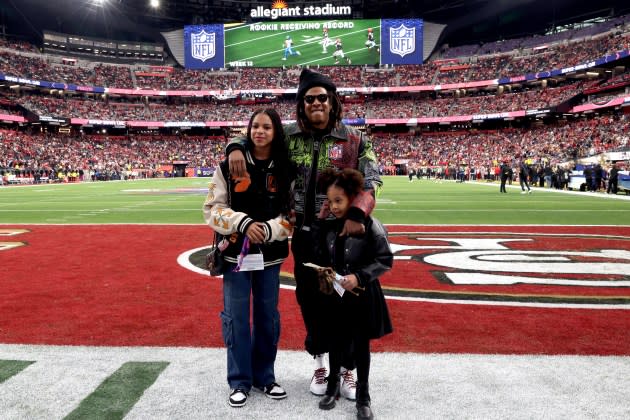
[328,144,343,160]
[389,24,415,58]
[191,30,215,62]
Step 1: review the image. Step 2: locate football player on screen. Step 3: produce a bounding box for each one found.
[320,27,335,53]
[282,35,301,61]
[332,38,351,65]
[365,27,379,53]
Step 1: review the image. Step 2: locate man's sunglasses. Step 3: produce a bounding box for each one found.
[304,94,329,104]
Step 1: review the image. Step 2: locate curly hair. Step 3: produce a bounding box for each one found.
[317,167,364,198]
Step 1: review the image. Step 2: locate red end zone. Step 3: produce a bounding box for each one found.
[1,225,630,355]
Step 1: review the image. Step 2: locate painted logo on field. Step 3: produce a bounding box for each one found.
[180,230,630,309]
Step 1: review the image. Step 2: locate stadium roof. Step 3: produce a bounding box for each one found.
[1,0,630,48]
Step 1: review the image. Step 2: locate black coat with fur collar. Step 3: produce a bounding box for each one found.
[315,216,393,339]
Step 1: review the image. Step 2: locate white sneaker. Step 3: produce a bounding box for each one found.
[339,368,356,401]
[296,51,301,55]
[521,191,527,194]
[310,367,328,395]
[528,190,533,194]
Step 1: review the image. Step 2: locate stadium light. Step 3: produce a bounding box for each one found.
[149,0,160,8]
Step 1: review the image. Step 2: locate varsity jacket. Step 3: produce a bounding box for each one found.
[203,151,292,267]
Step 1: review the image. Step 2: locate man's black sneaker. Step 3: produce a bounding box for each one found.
[257,382,287,400]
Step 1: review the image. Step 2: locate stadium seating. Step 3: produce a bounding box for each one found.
[1,17,629,186]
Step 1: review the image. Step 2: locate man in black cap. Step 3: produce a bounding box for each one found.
[226,68,382,404]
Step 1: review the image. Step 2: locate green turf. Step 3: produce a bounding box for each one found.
[225,19,381,67]
[63,361,169,420]
[0,176,628,225]
[0,360,35,384]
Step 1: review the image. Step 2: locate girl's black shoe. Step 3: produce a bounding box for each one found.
[318,377,340,410]
[356,381,373,419]
[357,403,374,419]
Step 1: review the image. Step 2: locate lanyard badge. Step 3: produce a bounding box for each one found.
[233,237,265,272]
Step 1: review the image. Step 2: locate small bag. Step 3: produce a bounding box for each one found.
[206,233,227,276]
[206,165,232,277]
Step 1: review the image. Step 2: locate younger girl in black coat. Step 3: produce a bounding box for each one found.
[314,168,393,420]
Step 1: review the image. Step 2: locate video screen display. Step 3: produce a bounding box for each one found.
[184,19,423,69]
[225,19,382,67]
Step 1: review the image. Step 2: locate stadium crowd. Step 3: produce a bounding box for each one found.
[0,130,225,183]
[5,78,615,122]
[373,114,629,172]
[2,24,630,92]
[2,112,628,186]
[2,16,630,190]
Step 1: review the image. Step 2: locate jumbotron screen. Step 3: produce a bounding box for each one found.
[184,18,423,69]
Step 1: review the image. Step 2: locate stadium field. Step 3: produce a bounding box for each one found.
[0,176,628,225]
[225,19,381,68]
[2,177,630,419]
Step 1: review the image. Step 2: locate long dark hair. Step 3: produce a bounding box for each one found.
[296,89,343,133]
[246,108,292,213]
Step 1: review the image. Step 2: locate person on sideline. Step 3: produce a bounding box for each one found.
[226,68,382,400]
[519,159,532,194]
[314,168,393,420]
[499,161,510,193]
[607,162,619,194]
[203,108,293,408]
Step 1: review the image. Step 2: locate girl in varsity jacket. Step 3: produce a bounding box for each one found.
[202,108,294,408]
